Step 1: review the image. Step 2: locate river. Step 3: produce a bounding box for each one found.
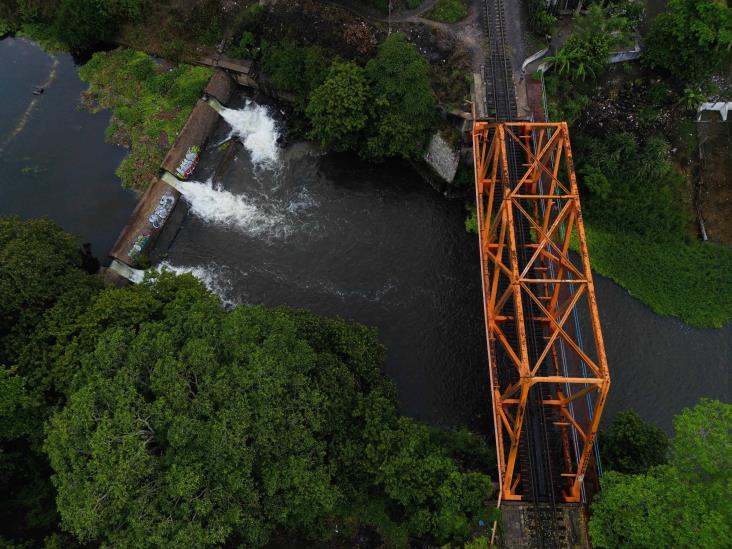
[0,37,136,256]
[1,38,729,433]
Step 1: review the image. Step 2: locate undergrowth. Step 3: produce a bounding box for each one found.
[425,0,469,23]
[578,226,732,328]
[78,48,212,192]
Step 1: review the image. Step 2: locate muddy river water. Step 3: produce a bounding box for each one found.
[2,38,729,433]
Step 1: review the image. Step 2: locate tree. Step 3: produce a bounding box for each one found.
[573,4,635,49]
[306,62,370,152]
[590,399,732,548]
[599,410,670,474]
[0,216,100,382]
[0,217,100,543]
[44,273,492,547]
[364,32,437,160]
[644,0,732,83]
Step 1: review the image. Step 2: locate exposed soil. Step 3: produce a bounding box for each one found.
[573,66,676,143]
[698,115,732,246]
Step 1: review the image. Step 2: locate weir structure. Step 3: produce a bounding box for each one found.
[472,121,610,506]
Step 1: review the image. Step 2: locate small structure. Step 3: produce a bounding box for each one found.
[424,133,459,183]
[697,102,732,122]
[198,54,257,88]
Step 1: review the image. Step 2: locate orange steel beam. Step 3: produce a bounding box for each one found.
[472,121,610,503]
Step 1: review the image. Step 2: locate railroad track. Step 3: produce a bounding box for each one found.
[480,1,565,547]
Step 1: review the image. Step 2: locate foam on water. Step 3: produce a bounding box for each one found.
[218,101,280,168]
[176,179,288,238]
[156,261,235,306]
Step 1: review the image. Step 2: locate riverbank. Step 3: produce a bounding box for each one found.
[538,10,732,328]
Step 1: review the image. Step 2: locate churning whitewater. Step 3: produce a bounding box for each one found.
[175,178,288,237]
[218,100,280,168]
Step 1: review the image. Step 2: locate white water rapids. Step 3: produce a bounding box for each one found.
[174,178,288,238]
[218,101,280,169]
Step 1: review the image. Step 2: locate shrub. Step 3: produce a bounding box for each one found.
[528,0,556,36]
[644,0,732,84]
[79,48,212,191]
[306,62,370,152]
[600,411,670,474]
[426,0,468,23]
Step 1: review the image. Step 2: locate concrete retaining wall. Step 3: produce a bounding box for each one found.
[108,69,235,273]
[108,177,182,267]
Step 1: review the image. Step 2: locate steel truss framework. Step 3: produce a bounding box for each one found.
[472,121,611,503]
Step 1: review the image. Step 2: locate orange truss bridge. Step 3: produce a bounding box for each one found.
[472,121,611,504]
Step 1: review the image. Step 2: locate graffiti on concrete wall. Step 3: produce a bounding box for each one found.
[175,145,200,179]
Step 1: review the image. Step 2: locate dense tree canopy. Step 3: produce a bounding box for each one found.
[43,277,492,546]
[0,0,143,51]
[363,32,437,160]
[0,217,100,543]
[304,32,437,161]
[599,410,670,474]
[0,217,492,547]
[590,399,732,548]
[645,0,732,83]
[306,62,370,152]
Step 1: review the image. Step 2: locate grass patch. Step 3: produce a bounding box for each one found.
[580,225,732,328]
[425,0,468,23]
[78,48,212,192]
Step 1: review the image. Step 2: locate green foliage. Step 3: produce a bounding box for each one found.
[187,0,223,47]
[227,30,260,60]
[0,17,16,36]
[581,219,732,328]
[590,400,732,548]
[644,0,732,84]
[600,411,670,474]
[0,217,101,543]
[0,217,99,369]
[298,32,436,160]
[79,48,212,191]
[363,32,437,160]
[53,0,114,51]
[261,40,332,111]
[527,0,556,36]
[573,4,635,49]
[306,62,370,152]
[0,219,492,547]
[572,131,732,326]
[576,133,688,240]
[464,203,478,234]
[40,273,492,547]
[425,0,468,23]
[547,33,610,82]
[4,0,144,51]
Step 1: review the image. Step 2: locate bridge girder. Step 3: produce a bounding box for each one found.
[472,121,611,503]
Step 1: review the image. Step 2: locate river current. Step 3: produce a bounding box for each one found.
[2,38,729,432]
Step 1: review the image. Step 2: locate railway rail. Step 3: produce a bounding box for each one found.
[476,1,610,547]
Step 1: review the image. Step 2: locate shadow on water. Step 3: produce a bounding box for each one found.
[0,37,136,259]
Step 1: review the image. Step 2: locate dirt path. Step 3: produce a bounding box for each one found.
[326,0,486,72]
[323,0,441,23]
